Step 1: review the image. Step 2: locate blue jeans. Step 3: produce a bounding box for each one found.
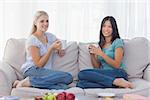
[76,68,128,89]
[23,67,73,90]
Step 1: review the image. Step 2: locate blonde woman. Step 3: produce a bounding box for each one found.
[13,11,73,89]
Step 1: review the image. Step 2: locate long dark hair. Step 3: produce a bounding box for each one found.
[98,16,120,48]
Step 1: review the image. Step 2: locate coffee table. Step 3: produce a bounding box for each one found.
[20,93,123,100]
[75,93,122,100]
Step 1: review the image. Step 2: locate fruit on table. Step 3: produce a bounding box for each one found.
[66,93,75,100]
[56,92,66,100]
[41,92,75,100]
[35,96,43,100]
[56,92,75,100]
[42,93,56,100]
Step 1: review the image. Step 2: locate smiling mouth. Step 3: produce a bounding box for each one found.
[104,32,110,34]
[42,26,48,29]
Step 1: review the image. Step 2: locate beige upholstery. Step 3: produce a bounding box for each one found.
[0,37,150,98]
[84,78,150,97]
[143,64,150,81]
[123,37,150,78]
[3,38,26,80]
[53,42,79,80]
[0,61,17,95]
[78,43,93,70]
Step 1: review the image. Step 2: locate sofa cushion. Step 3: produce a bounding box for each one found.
[123,37,150,78]
[3,38,26,80]
[78,43,97,70]
[143,64,150,81]
[53,42,79,80]
[84,78,150,97]
[0,61,18,95]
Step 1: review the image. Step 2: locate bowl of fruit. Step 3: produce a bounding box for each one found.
[35,92,75,100]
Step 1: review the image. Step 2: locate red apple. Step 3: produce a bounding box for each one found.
[66,93,75,100]
[56,92,66,100]
[35,96,43,100]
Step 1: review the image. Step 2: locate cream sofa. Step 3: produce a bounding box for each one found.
[0,37,150,98]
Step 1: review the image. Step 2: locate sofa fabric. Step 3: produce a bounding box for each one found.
[123,37,150,78]
[0,61,17,95]
[3,38,26,80]
[143,64,150,81]
[53,42,79,80]
[78,43,93,70]
[84,78,150,97]
[0,37,150,98]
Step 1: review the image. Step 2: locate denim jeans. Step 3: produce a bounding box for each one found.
[76,68,128,89]
[24,66,73,90]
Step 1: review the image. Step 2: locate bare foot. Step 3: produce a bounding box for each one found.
[13,80,20,88]
[14,77,31,88]
[113,78,134,89]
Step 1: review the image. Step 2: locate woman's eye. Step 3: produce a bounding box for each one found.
[103,25,106,27]
[46,20,49,22]
[108,25,112,28]
[40,20,44,23]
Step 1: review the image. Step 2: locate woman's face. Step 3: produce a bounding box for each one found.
[35,15,49,32]
[102,20,113,37]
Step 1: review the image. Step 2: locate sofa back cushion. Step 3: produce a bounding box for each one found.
[3,38,26,80]
[53,42,79,80]
[123,37,150,78]
[3,38,79,80]
[78,37,150,78]
[78,43,94,70]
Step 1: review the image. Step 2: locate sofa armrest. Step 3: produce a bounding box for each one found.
[143,64,150,82]
[0,61,17,96]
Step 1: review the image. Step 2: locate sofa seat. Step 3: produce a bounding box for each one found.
[11,78,150,98]
[84,78,150,97]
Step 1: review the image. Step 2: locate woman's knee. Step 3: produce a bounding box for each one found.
[118,69,128,80]
[78,70,91,80]
[64,72,73,84]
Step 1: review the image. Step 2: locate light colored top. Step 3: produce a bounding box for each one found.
[97,38,125,70]
[21,32,57,74]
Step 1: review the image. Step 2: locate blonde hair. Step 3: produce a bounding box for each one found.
[31,11,49,34]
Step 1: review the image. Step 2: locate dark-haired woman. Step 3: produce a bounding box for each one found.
[77,16,134,89]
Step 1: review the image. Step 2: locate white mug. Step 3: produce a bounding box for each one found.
[60,40,67,50]
[87,43,99,49]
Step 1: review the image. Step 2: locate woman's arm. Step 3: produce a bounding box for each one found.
[29,40,61,68]
[89,45,101,68]
[90,54,100,68]
[100,47,123,68]
[89,46,123,69]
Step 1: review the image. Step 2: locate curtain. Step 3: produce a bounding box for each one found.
[0,0,150,59]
